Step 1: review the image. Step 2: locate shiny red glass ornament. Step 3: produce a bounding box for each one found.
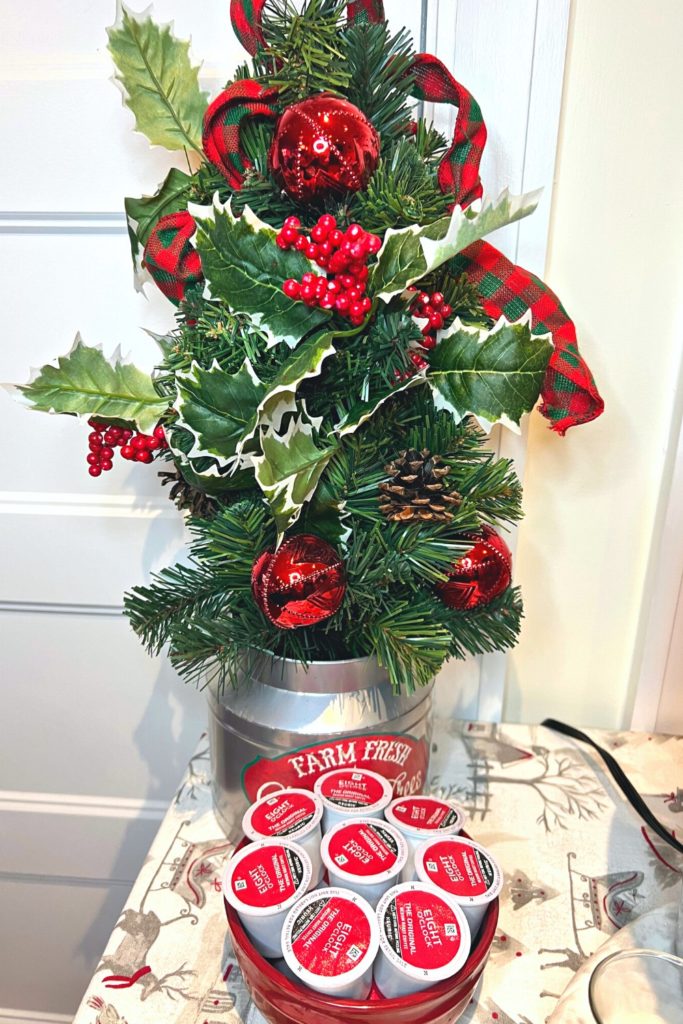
[436,526,512,610]
[269,93,380,203]
[251,534,346,629]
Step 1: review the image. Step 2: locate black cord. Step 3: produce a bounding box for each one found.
[542,718,683,857]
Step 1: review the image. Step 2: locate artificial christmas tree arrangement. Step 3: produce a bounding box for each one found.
[14,0,603,831]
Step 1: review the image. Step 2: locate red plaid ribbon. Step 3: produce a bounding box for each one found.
[203,79,279,188]
[452,241,604,434]
[229,0,384,53]
[143,212,203,305]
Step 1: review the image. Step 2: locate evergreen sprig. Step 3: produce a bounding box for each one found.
[259,0,350,100]
[343,21,415,147]
[352,138,451,231]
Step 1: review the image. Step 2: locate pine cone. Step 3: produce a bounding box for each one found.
[379,448,461,523]
[158,468,217,519]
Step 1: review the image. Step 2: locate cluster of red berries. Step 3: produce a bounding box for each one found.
[410,289,454,350]
[86,419,168,477]
[278,215,381,327]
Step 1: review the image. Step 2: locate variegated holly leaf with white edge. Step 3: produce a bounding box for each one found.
[107,4,207,154]
[192,197,332,349]
[12,334,168,433]
[175,358,267,472]
[369,188,542,303]
[427,313,553,430]
[335,369,426,437]
[253,412,337,537]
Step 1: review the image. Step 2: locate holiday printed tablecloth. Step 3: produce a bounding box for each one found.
[74,720,683,1024]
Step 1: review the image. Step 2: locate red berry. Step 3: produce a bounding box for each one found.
[330,229,344,247]
[301,284,317,303]
[283,278,300,299]
[281,226,298,244]
[147,437,161,452]
[347,287,362,302]
[311,224,327,243]
[88,465,102,477]
[409,352,429,369]
[153,425,166,441]
[301,272,316,285]
[135,449,153,464]
[315,278,328,297]
[348,262,365,279]
[356,266,369,283]
[121,429,133,441]
[420,333,437,350]
[87,452,100,466]
[275,233,289,250]
[316,255,329,269]
[131,434,146,450]
[428,312,444,330]
[99,445,114,459]
[349,301,365,319]
[349,242,365,261]
[441,303,452,318]
[319,214,336,233]
[339,274,355,290]
[121,444,135,460]
[366,234,382,254]
[361,296,372,313]
[329,252,348,274]
[295,235,308,252]
[430,292,444,309]
[418,292,431,307]
[319,240,334,257]
[326,278,341,294]
[100,459,113,471]
[422,323,434,336]
[88,431,103,446]
[346,223,363,240]
[319,293,336,309]
[284,216,301,229]
[87,417,103,430]
[306,243,319,261]
[335,294,350,312]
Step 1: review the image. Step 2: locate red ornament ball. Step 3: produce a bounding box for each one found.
[251,534,347,629]
[436,526,512,610]
[269,93,380,203]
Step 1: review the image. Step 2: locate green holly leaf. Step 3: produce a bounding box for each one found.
[369,188,541,302]
[428,317,553,428]
[253,414,337,536]
[166,425,253,495]
[107,5,207,152]
[176,359,267,470]
[194,201,331,348]
[125,168,193,268]
[16,336,167,432]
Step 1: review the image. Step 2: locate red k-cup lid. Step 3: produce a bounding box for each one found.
[321,817,408,884]
[377,882,471,981]
[415,836,502,906]
[314,768,393,813]
[222,838,312,917]
[243,788,323,842]
[385,796,465,836]
[282,886,379,988]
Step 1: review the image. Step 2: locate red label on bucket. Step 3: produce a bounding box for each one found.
[319,770,385,809]
[230,845,304,908]
[242,733,428,802]
[250,791,317,838]
[421,841,495,897]
[391,797,461,831]
[382,889,463,970]
[327,822,399,877]
[290,896,372,977]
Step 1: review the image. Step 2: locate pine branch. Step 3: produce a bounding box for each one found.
[259,0,350,100]
[353,138,450,231]
[368,593,454,693]
[445,586,523,660]
[343,21,415,148]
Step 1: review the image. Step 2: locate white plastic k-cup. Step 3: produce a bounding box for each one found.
[314,768,394,833]
[242,788,324,884]
[374,881,471,998]
[282,886,379,999]
[320,817,408,908]
[414,835,503,937]
[222,838,312,958]
[385,795,465,880]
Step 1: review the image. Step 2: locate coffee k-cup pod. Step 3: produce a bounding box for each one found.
[320,817,408,908]
[414,835,502,937]
[282,886,379,999]
[374,881,471,998]
[314,768,393,833]
[242,788,324,884]
[385,795,465,879]
[223,838,312,958]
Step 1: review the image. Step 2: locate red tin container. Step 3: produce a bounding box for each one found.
[224,836,498,1024]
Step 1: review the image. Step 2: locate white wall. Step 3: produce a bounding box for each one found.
[506,0,683,728]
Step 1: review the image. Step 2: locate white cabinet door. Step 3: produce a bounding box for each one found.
[0,1,568,1015]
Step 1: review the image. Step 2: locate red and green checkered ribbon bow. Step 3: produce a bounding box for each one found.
[203,79,279,188]
[143,212,203,306]
[452,241,604,433]
[228,0,384,51]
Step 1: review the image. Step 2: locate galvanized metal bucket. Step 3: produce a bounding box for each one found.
[207,655,435,839]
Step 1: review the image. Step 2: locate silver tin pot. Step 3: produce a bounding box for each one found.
[207,655,435,840]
